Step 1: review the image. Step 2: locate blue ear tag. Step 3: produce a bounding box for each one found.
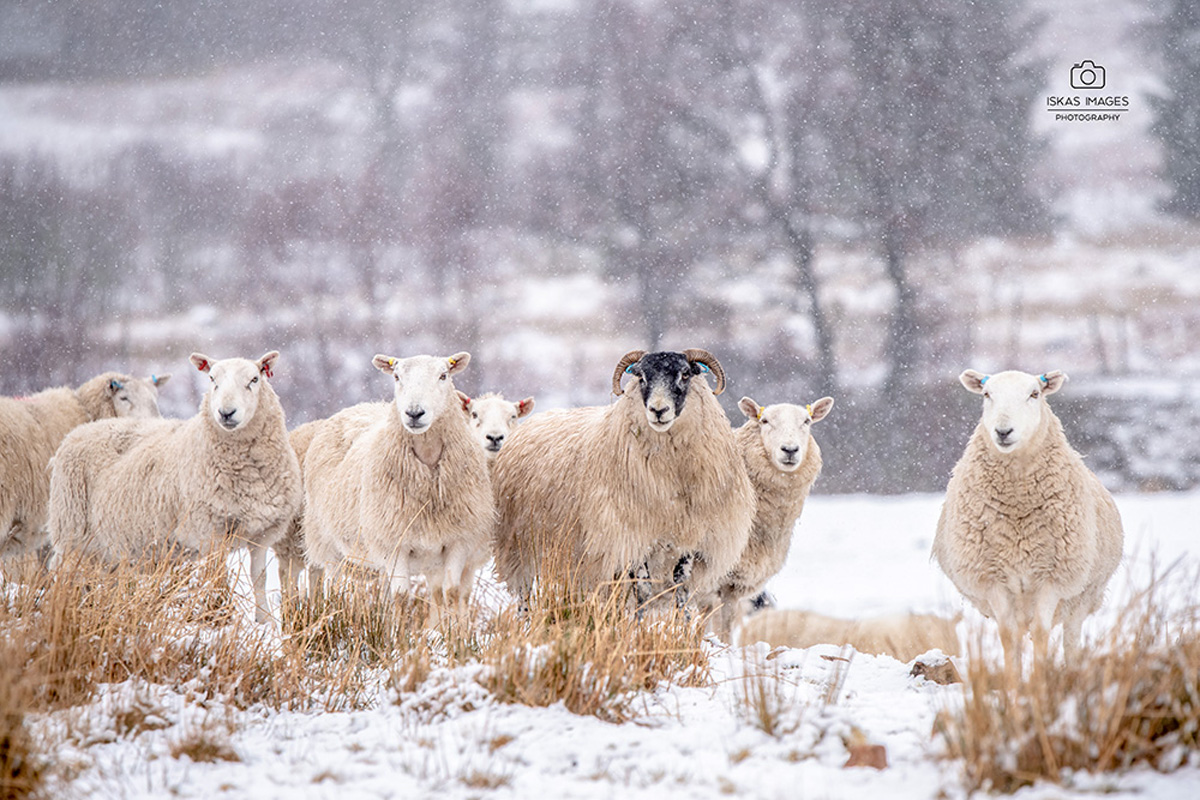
[698,363,710,373]
[151,374,158,385]
[980,375,989,385]
[1038,374,1048,384]
[110,379,124,391]
[625,365,635,374]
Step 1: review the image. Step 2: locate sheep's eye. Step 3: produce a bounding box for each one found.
[1030,390,1040,399]
[439,373,448,381]
[250,376,259,386]
[983,391,990,399]
[804,419,811,425]
[471,412,478,419]
[760,417,769,425]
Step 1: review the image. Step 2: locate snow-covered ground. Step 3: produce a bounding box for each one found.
[36,491,1200,800]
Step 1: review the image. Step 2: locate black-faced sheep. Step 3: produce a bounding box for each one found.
[932,369,1123,664]
[0,371,168,568]
[300,352,494,621]
[491,348,755,614]
[47,352,300,622]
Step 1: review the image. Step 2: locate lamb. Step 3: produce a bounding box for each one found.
[931,369,1123,664]
[456,391,535,461]
[491,348,755,614]
[739,608,961,663]
[47,352,300,623]
[0,371,169,566]
[701,395,833,640]
[300,352,494,620]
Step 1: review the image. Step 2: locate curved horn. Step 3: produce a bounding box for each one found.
[682,348,727,396]
[611,349,647,395]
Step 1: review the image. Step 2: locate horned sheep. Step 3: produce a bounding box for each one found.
[300,352,494,620]
[456,391,535,461]
[47,352,300,622]
[491,348,756,613]
[702,395,833,640]
[931,369,1123,664]
[0,371,168,567]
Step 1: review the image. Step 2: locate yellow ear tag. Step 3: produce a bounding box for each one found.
[806,404,813,417]
[448,358,457,367]
[757,407,764,420]
[388,358,397,368]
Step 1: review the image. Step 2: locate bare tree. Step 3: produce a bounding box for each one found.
[828,0,1046,392]
[0,159,136,390]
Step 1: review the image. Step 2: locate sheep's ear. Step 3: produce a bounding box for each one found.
[960,370,988,394]
[372,354,399,375]
[107,378,125,395]
[190,353,212,374]
[257,351,280,379]
[738,396,761,421]
[456,390,472,412]
[808,396,834,423]
[446,352,471,375]
[517,397,535,418]
[1040,370,1067,395]
[151,373,171,388]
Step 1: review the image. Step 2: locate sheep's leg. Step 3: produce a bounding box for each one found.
[986,586,1022,678]
[716,585,739,643]
[439,545,472,628]
[632,562,652,621]
[1031,586,1060,666]
[249,542,272,624]
[672,554,693,621]
[278,552,306,611]
[388,554,412,597]
[1058,596,1087,663]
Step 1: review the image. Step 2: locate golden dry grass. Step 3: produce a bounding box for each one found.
[938,565,1200,793]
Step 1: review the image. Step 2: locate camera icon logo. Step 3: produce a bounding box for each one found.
[1070,60,1106,90]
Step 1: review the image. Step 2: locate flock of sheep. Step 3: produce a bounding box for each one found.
[0,346,1123,663]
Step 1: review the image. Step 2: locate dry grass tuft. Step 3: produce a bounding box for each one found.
[938,566,1200,793]
[476,549,711,722]
[169,715,240,764]
[0,550,295,713]
[0,641,43,800]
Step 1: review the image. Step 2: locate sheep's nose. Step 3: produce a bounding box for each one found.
[995,427,1014,440]
[218,407,237,422]
[486,433,504,447]
[780,444,800,456]
[406,408,425,423]
[649,405,670,421]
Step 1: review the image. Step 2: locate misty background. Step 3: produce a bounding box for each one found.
[1,0,1197,493]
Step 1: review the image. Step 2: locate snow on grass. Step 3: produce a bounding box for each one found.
[20,491,1198,800]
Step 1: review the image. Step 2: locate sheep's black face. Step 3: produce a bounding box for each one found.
[627,351,705,432]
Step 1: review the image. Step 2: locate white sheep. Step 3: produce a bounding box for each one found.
[455,391,535,461]
[491,349,756,614]
[0,371,169,567]
[931,369,1123,664]
[701,395,833,640]
[300,352,494,620]
[739,608,961,663]
[47,352,300,622]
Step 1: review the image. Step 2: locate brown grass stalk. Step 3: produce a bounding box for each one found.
[938,564,1200,793]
